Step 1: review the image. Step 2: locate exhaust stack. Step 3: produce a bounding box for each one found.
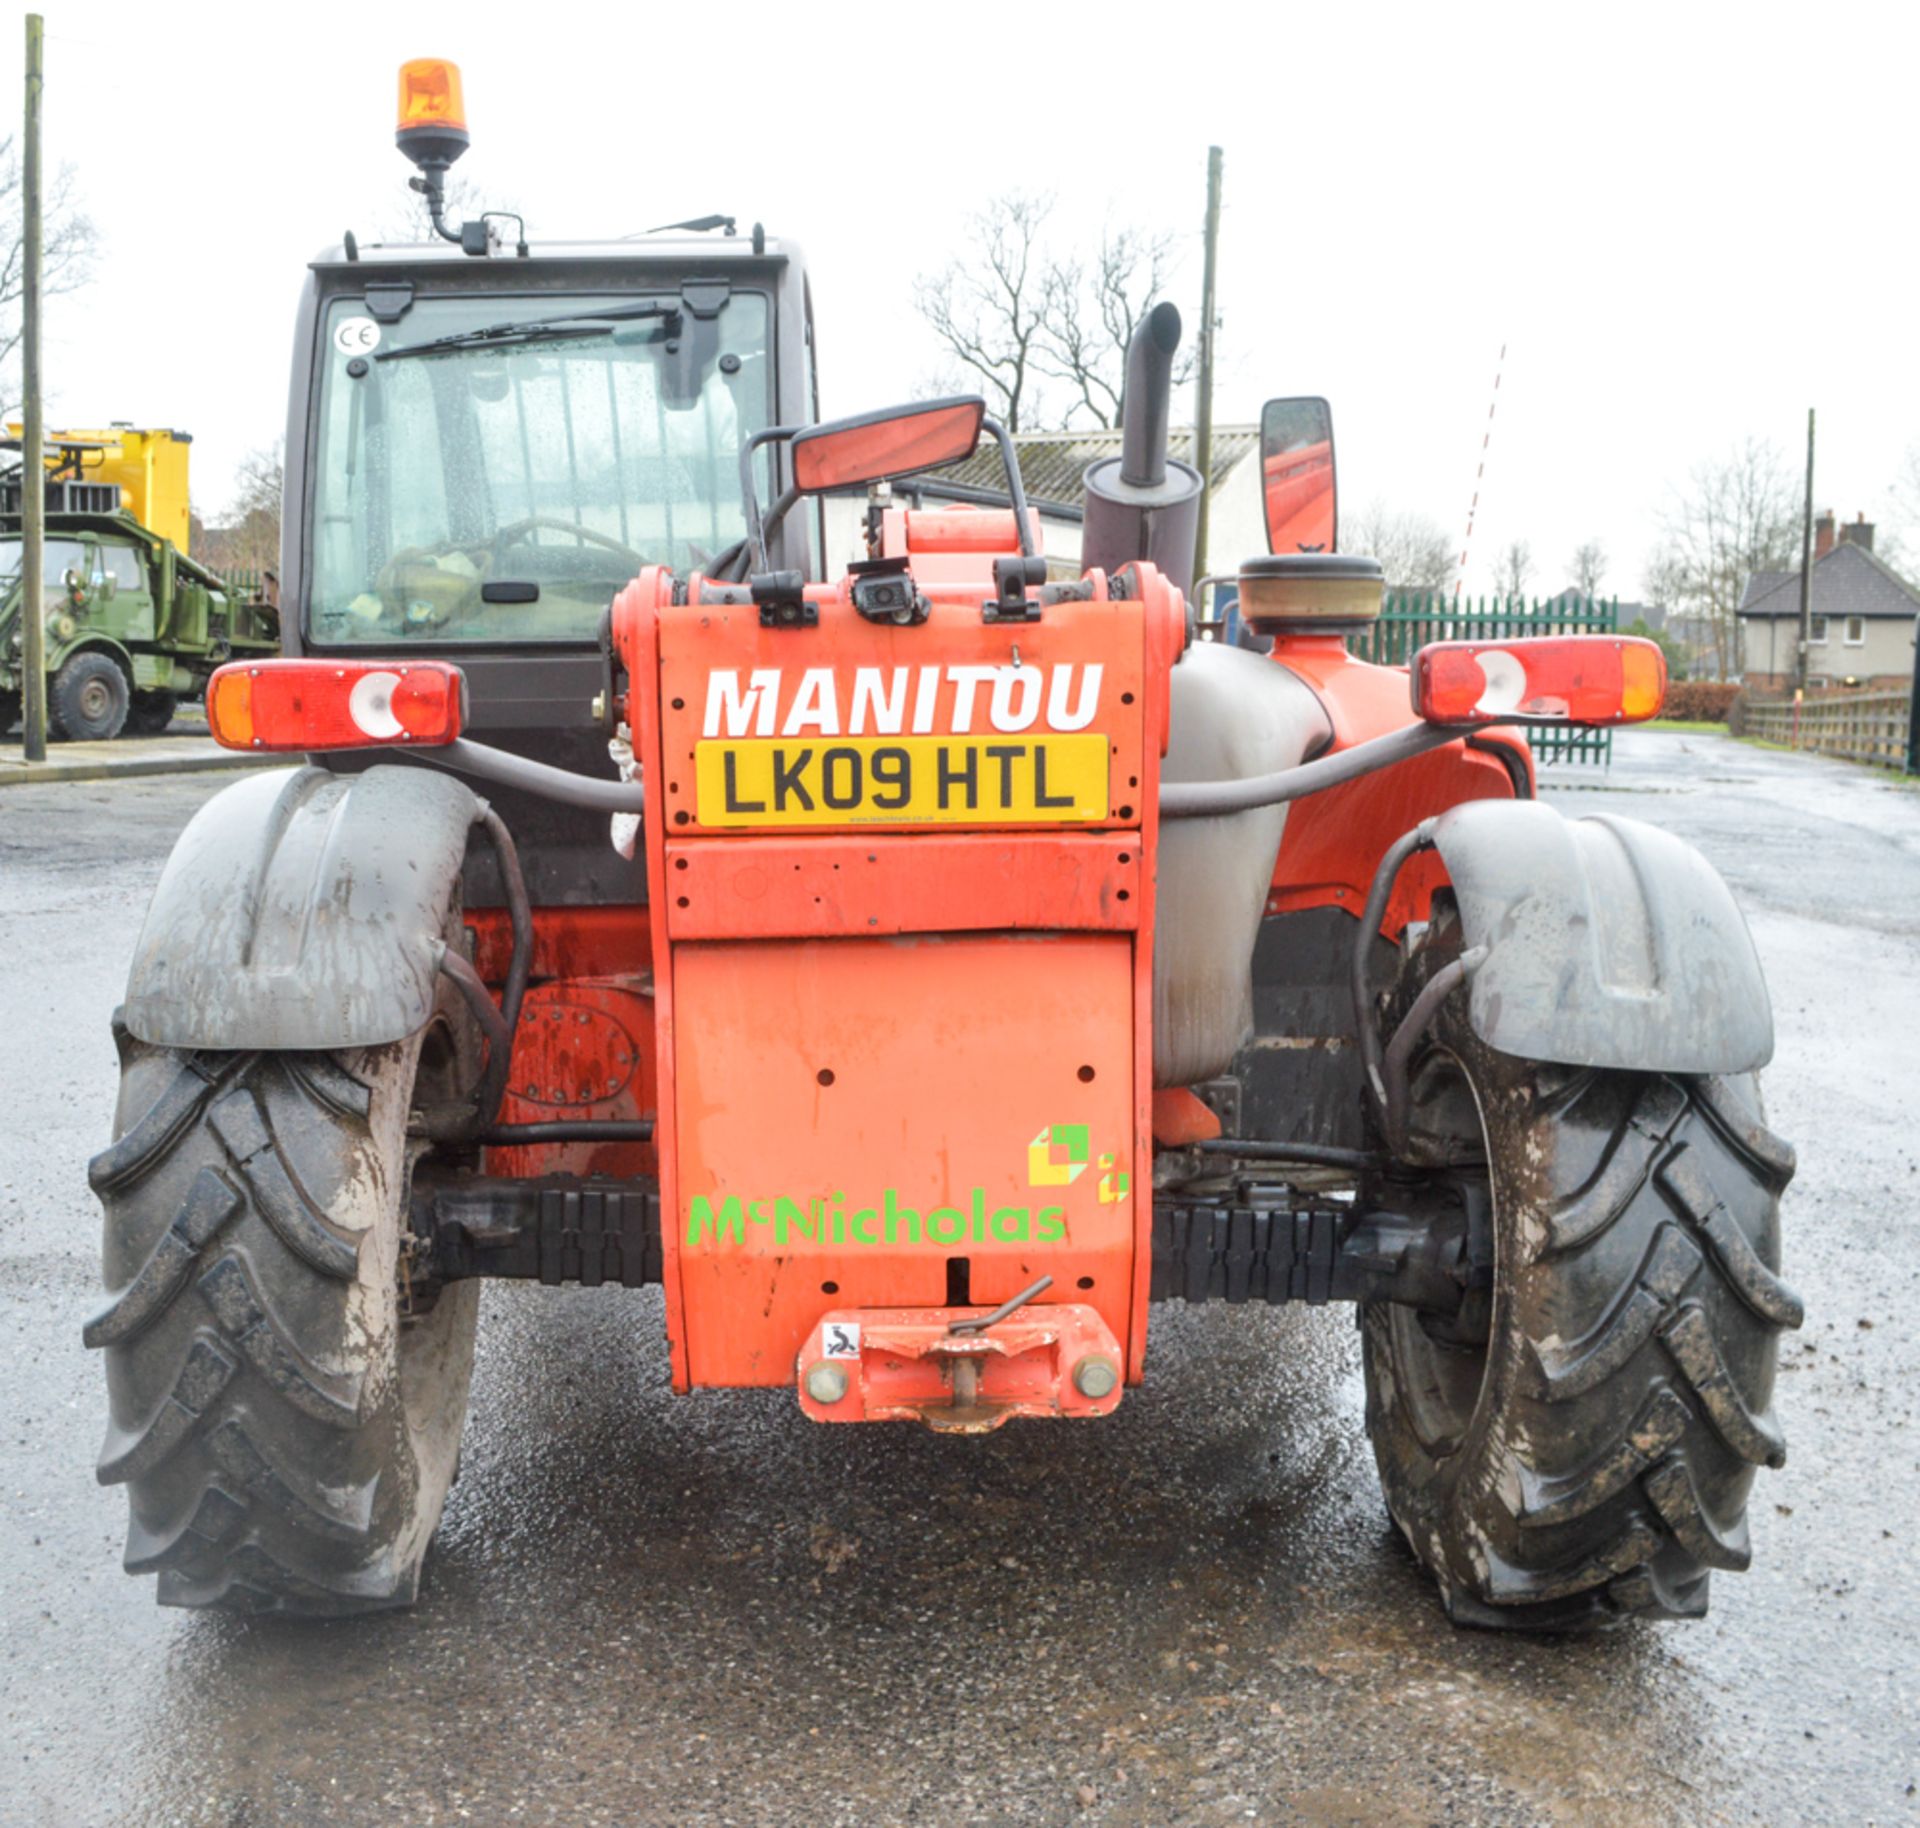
[1080,302,1203,594]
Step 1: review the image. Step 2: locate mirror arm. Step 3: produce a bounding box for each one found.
[741,402,1011,573]
[981,417,1035,559]
[739,423,803,573]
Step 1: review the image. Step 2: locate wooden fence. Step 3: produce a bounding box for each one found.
[1742,690,1911,769]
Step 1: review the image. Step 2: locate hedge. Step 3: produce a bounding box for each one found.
[1660,680,1741,724]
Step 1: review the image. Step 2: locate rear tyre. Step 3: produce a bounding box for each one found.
[50,652,130,741]
[86,998,480,1616]
[125,689,178,736]
[1361,916,1801,1630]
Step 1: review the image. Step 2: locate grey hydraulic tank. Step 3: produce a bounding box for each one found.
[1153,643,1333,1086]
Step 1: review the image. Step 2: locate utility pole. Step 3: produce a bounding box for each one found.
[1191,145,1223,585]
[19,14,46,762]
[1794,407,1815,705]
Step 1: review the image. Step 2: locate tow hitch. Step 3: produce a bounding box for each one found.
[796,1276,1124,1433]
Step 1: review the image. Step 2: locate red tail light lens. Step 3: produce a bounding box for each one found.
[1411,636,1666,727]
[207,660,466,752]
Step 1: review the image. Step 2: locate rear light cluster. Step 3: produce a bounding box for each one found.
[207,660,467,753]
[1411,636,1666,728]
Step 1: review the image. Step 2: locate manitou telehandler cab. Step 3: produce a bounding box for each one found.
[85,61,1797,1627]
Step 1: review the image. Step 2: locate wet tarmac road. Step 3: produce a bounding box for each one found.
[2,732,1915,1827]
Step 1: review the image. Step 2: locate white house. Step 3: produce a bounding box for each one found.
[1736,513,1920,691]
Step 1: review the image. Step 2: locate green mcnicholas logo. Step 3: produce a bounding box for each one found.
[685,1123,1126,1250]
[686,1186,1066,1249]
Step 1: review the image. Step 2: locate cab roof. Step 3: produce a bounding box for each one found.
[310,233,798,273]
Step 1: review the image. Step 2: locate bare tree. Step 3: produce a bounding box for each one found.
[1650,438,1800,679]
[1344,499,1455,591]
[0,133,97,395]
[913,192,1053,432]
[1031,224,1193,429]
[1640,548,1711,680]
[914,193,1191,433]
[1569,539,1607,598]
[1494,538,1534,601]
[1642,547,1689,614]
[198,443,282,580]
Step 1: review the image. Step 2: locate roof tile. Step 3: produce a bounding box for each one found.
[1737,542,1920,621]
[932,425,1258,509]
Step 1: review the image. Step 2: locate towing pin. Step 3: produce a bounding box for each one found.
[804,1362,849,1405]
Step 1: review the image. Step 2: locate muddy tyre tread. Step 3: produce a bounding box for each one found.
[1364,985,1800,1632]
[88,1024,475,1617]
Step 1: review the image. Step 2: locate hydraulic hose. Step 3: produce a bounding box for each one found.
[1380,946,1487,1156]
[470,806,533,1130]
[435,946,512,1066]
[1352,822,1438,1111]
[1189,1138,1380,1171]
[476,1119,656,1145]
[418,738,648,813]
[1159,722,1460,820]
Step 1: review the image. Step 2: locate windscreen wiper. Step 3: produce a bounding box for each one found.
[377,302,683,362]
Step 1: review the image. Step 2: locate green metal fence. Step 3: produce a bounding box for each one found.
[1355,592,1621,767]
[218,566,270,599]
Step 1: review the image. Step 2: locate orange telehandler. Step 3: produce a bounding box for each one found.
[84,61,1797,1627]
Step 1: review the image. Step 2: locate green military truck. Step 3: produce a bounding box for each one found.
[1,429,279,740]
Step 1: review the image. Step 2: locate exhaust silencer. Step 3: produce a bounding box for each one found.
[1079,302,1203,594]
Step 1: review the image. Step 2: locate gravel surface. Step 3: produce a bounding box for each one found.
[1,732,1914,1827]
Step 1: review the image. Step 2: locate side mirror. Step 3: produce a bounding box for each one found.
[791,396,985,494]
[1260,397,1336,555]
[98,571,117,603]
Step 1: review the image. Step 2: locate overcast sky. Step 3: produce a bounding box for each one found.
[7,0,1916,599]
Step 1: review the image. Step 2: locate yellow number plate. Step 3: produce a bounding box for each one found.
[694,735,1109,827]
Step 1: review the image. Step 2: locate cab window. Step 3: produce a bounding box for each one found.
[99,546,145,591]
[308,290,772,645]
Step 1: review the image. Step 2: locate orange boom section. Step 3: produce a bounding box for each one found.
[614,558,1186,1394]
